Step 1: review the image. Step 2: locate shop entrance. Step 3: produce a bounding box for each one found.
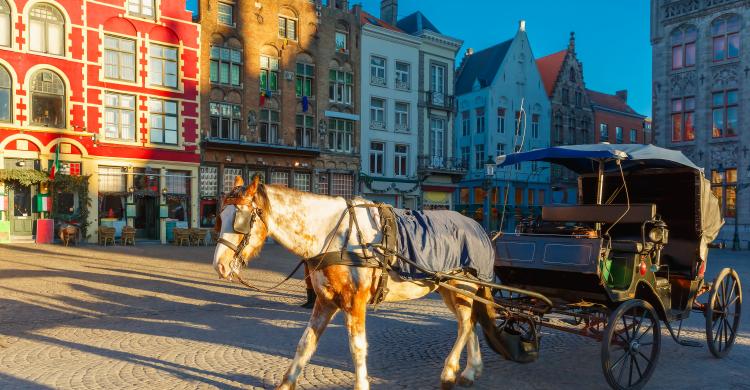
[134,195,158,239]
[10,185,35,237]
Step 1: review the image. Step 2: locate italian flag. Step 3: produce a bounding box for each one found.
[49,142,60,180]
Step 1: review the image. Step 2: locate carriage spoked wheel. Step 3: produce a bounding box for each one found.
[705,267,742,358]
[601,299,661,390]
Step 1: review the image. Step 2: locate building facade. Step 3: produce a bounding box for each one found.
[588,89,647,145]
[651,0,749,247]
[0,0,200,243]
[536,32,594,204]
[454,21,551,232]
[197,0,360,228]
[358,10,420,207]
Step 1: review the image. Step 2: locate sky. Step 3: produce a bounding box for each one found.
[185,0,652,116]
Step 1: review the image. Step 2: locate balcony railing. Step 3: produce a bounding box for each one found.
[426,91,454,110]
[418,156,467,173]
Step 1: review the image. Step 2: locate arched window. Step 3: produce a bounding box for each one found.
[30,69,65,128]
[670,25,697,69]
[0,0,10,47]
[569,66,576,82]
[712,15,740,61]
[0,65,10,122]
[278,8,298,40]
[29,3,65,55]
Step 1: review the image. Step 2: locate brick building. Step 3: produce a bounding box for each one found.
[0,0,200,243]
[196,0,360,227]
[588,89,647,144]
[536,32,594,204]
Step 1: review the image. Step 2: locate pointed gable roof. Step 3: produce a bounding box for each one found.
[455,38,513,95]
[360,10,403,33]
[536,49,567,97]
[586,89,644,117]
[397,11,441,35]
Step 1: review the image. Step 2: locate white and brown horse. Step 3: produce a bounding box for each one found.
[212,176,500,389]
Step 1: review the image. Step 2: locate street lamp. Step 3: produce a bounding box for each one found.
[483,159,496,231]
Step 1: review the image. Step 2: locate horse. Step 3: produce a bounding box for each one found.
[212,176,502,390]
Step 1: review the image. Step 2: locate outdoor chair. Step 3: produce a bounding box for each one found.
[98,226,116,246]
[60,225,79,246]
[121,226,136,246]
[209,230,219,245]
[173,228,191,246]
[190,228,207,246]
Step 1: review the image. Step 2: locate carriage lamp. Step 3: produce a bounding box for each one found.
[648,220,669,245]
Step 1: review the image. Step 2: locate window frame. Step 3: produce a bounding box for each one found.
[0,0,11,48]
[103,91,137,141]
[217,2,234,26]
[370,56,386,86]
[0,64,11,123]
[335,30,348,53]
[295,114,315,148]
[369,141,385,175]
[712,89,738,138]
[395,61,410,90]
[328,69,353,105]
[430,117,445,158]
[209,102,241,140]
[327,118,353,153]
[671,25,697,69]
[149,43,179,89]
[260,55,280,92]
[210,46,242,86]
[295,62,314,97]
[599,123,609,142]
[278,14,298,40]
[30,69,66,129]
[474,144,485,170]
[497,108,506,133]
[712,15,740,62]
[671,96,695,142]
[461,111,470,136]
[104,34,137,82]
[531,114,540,138]
[28,3,65,56]
[430,63,445,94]
[127,0,155,19]
[475,108,485,134]
[259,108,280,144]
[149,98,178,145]
[394,144,408,177]
[369,97,385,129]
[394,101,409,131]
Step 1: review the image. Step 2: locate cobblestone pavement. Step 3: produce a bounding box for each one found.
[0,242,748,389]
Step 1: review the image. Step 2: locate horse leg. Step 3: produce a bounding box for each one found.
[458,328,483,387]
[343,296,369,390]
[438,282,477,389]
[277,299,337,390]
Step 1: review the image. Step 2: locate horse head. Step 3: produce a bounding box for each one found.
[212,175,270,280]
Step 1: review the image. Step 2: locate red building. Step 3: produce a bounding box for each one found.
[0,0,200,242]
[587,89,647,144]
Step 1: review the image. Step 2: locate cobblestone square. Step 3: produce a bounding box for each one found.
[0,243,748,389]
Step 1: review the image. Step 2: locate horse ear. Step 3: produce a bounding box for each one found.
[244,175,261,197]
[233,175,244,188]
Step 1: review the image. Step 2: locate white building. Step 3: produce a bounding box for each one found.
[358,10,421,208]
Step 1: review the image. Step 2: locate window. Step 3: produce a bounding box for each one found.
[209,102,241,140]
[430,117,445,158]
[476,109,485,133]
[150,44,178,88]
[474,144,484,170]
[370,97,385,129]
[370,56,386,86]
[104,35,136,82]
[531,114,539,138]
[149,99,178,145]
[278,14,297,40]
[568,117,576,144]
[103,92,136,141]
[562,87,569,105]
[30,70,65,128]
[460,146,470,166]
[200,166,218,198]
[671,25,697,69]
[270,171,289,187]
[497,142,506,157]
[497,108,506,133]
[554,113,563,144]
[259,109,280,144]
[331,173,353,198]
[671,96,695,142]
[127,0,154,18]
[327,118,353,152]
[217,2,234,26]
[569,67,576,83]
[317,174,328,195]
[575,91,582,108]
[0,0,10,47]
[615,126,623,143]
[395,102,409,131]
[461,111,470,136]
[295,114,315,147]
[630,129,637,143]
[295,62,314,97]
[260,55,279,92]
[430,64,445,93]
[222,167,242,193]
[712,89,738,138]
[329,69,352,105]
[0,65,10,122]
[29,4,64,55]
[394,144,408,177]
[294,172,311,192]
[335,30,347,53]
[712,15,740,61]
[395,61,410,90]
[599,123,608,142]
[210,46,242,86]
[712,169,737,218]
[246,169,265,184]
[369,142,384,175]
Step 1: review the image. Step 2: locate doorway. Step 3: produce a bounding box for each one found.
[134,196,158,239]
[9,185,35,237]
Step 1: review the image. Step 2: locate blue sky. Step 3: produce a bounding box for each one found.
[185,0,652,116]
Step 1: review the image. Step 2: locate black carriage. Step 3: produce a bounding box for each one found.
[487,144,742,390]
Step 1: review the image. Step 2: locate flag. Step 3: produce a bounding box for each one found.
[302,95,309,112]
[49,141,60,180]
[259,90,266,107]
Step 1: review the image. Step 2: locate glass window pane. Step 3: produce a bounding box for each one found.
[727,90,737,105]
[714,37,726,61]
[713,92,724,107]
[165,130,177,144]
[728,34,740,58]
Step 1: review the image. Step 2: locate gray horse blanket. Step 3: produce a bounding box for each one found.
[391,209,495,282]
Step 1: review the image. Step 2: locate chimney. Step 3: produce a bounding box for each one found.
[330,0,349,10]
[380,0,398,25]
[518,19,526,32]
[615,90,628,102]
[568,31,575,51]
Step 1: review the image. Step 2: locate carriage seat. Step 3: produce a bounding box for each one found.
[541,203,656,225]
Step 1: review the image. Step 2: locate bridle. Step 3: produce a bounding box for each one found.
[216,195,264,277]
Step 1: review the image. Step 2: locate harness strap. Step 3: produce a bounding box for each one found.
[217,237,239,252]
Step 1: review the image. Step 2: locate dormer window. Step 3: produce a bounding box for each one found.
[127,0,155,19]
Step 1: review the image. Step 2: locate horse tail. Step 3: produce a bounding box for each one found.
[473,285,512,360]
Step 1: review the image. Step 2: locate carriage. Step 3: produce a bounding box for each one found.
[486,144,742,389]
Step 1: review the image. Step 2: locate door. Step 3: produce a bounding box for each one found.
[135,196,158,239]
[10,185,35,236]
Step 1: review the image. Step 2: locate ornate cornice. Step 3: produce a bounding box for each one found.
[662,0,747,22]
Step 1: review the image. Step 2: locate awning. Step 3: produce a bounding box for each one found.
[423,191,450,205]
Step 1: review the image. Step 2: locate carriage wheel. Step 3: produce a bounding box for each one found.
[705,268,742,358]
[601,299,661,390]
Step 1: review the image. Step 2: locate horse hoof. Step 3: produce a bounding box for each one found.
[458,377,474,387]
[441,380,456,390]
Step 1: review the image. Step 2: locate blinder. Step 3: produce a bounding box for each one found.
[233,208,256,234]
